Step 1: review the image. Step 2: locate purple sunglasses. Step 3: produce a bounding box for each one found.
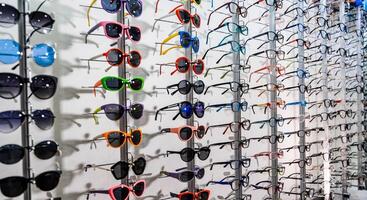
[161,166,204,182]
[92,103,144,124]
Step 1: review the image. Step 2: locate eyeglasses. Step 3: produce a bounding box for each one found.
[0,170,62,198]
[247,133,285,144]
[283,84,309,94]
[0,140,58,165]
[0,73,57,100]
[279,144,311,153]
[205,101,248,112]
[282,158,312,168]
[207,175,249,190]
[209,139,249,150]
[85,21,141,43]
[92,129,143,148]
[166,80,205,95]
[92,103,144,124]
[202,40,246,62]
[246,49,285,65]
[210,158,251,170]
[93,76,144,96]
[206,22,248,44]
[249,65,285,82]
[167,147,210,162]
[250,181,284,195]
[308,99,342,109]
[251,115,284,128]
[207,2,247,25]
[245,31,284,46]
[252,151,284,159]
[170,189,210,200]
[159,57,204,75]
[0,110,55,133]
[88,180,145,200]
[155,101,205,120]
[87,0,142,26]
[204,81,249,97]
[247,166,285,177]
[250,83,284,97]
[160,31,199,55]
[161,125,206,141]
[162,166,204,182]
[205,119,251,135]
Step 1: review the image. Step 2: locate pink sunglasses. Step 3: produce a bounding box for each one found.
[85,21,141,43]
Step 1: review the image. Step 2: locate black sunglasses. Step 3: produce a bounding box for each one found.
[167,147,210,162]
[166,80,205,95]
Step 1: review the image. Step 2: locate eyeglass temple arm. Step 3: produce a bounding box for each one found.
[87,0,98,26]
[88,190,109,195]
[152,13,175,32]
[207,3,228,25]
[92,107,102,124]
[85,22,102,44]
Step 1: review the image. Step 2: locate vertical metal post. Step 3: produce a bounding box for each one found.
[118,4,128,186]
[18,1,31,200]
[297,0,306,198]
[231,0,242,198]
[184,0,195,192]
[269,0,278,199]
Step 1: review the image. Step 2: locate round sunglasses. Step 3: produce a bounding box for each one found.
[103,48,141,68]
[174,57,204,75]
[93,129,143,148]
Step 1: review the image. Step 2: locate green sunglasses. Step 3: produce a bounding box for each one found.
[93,76,144,96]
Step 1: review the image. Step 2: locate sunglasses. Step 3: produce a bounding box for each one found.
[93,129,143,148]
[87,0,143,26]
[0,110,55,133]
[110,157,146,180]
[85,21,141,43]
[166,80,205,95]
[0,39,55,67]
[0,73,57,100]
[167,147,210,162]
[155,0,202,13]
[170,189,210,200]
[0,3,54,33]
[0,170,61,197]
[93,76,144,96]
[92,103,144,124]
[161,125,206,141]
[155,101,205,120]
[162,166,204,182]
[160,31,199,55]
[103,48,141,68]
[0,140,58,165]
[173,57,204,75]
[88,180,145,200]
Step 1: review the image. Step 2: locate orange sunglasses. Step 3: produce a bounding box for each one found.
[93,129,143,148]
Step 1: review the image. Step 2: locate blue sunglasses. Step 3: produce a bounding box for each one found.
[0,39,55,67]
[178,31,200,53]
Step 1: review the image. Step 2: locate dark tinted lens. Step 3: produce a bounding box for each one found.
[194,101,205,118]
[113,187,130,200]
[32,109,54,130]
[178,80,191,94]
[179,127,193,141]
[107,132,125,147]
[180,102,193,119]
[0,110,24,133]
[129,78,143,91]
[133,181,145,196]
[130,130,142,145]
[180,32,191,48]
[192,14,201,27]
[193,80,205,94]
[129,103,144,119]
[0,144,24,164]
[181,193,195,200]
[0,176,27,197]
[30,75,57,99]
[196,125,205,139]
[29,11,54,34]
[104,104,124,120]
[198,147,210,160]
[34,140,57,160]
[126,0,143,17]
[193,60,204,75]
[181,148,195,162]
[105,77,124,91]
[105,23,122,38]
[192,37,199,53]
[177,57,190,73]
[111,161,129,180]
[132,157,146,175]
[180,171,194,182]
[0,73,22,99]
[128,51,141,67]
[178,9,190,24]
[0,4,19,27]
[128,26,141,41]
[198,191,210,200]
[107,49,123,65]
[196,168,205,179]
[35,171,61,191]
[101,0,121,13]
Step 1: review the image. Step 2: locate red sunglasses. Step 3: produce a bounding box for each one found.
[173,8,201,28]
[108,180,145,200]
[173,57,204,75]
[171,189,211,200]
[102,48,142,68]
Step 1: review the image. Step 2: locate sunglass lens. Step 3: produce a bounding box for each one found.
[0,144,24,164]
[181,193,195,200]
[105,77,123,91]
[106,49,123,66]
[107,132,125,147]
[178,80,191,95]
[101,0,122,13]
[105,23,123,38]
[0,4,19,27]
[176,57,190,73]
[130,129,142,145]
[194,101,205,118]
[129,78,144,91]
[198,147,210,160]
[133,181,145,196]
[180,32,191,48]
[180,102,193,119]
[29,11,54,34]
[35,171,61,191]
[192,15,201,27]
[193,60,204,75]
[195,0,201,4]
[128,51,141,67]
[113,187,130,200]
[192,37,200,53]
[34,140,58,160]
[32,44,55,67]
[132,157,146,175]
[193,80,205,94]
[178,9,191,24]
[0,176,27,197]
[196,168,205,179]
[198,191,210,200]
[196,125,205,139]
[126,0,143,17]
[0,73,22,99]
[180,171,194,182]
[111,161,129,179]
[32,109,55,130]
[0,110,24,133]
[30,75,57,99]
[179,127,193,141]
[128,26,141,41]
[129,103,144,119]
[0,40,21,64]
[104,104,124,120]
[181,148,195,162]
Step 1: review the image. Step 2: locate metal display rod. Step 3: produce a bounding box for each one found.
[231,0,242,199]
[18,0,32,200]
